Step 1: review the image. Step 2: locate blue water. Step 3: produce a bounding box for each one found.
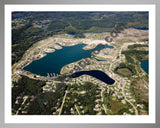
[13,14,29,18]
[70,70,115,85]
[24,43,113,76]
[136,28,149,30]
[141,59,149,74]
[68,32,76,35]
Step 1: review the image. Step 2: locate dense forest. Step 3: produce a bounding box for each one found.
[12,22,53,64]
[122,50,148,62]
[12,77,103,115]
[12,76,46,114]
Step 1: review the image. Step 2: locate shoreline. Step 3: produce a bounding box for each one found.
[12,28,149,82]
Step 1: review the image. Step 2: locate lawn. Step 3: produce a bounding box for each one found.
[116,68,132,77]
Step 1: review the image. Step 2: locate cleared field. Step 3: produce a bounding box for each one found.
[110,100,122,113]
[116,68,132,77]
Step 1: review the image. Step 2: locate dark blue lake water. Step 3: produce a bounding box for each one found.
[136,28,149,30]
[70,70,115,85]
[141,59,149,74]
[13,14,29,18]
[68,32,76,35]
[24,43,113,76]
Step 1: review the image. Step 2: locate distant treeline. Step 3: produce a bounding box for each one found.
[46,12,148,35]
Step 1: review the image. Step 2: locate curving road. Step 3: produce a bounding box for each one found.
[122,80,138,115]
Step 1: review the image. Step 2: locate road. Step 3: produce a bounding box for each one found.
[122,80,138,115]
[100,87,107,114]
[16,97,27,115]
[59,90,68,115]
[109,46,124,73]
[75,104,80,115]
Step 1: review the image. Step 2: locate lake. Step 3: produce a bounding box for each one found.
[24,43,113,76]
[136,28,149,30]
[70,70,115,85]
[141,59,149,74]
[12,14,29,18]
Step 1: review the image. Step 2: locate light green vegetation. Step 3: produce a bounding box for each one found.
[116,68,132,77]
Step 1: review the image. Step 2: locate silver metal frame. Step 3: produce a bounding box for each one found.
[0,0,159,127]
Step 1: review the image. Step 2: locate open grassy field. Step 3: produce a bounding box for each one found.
[116,68,132,77]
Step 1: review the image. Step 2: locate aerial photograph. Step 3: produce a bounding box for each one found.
[11,11,149,115]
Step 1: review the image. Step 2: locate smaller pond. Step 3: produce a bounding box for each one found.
[135,28,149,30]
[141,59,149,74]
[68,32,76,35]
[13,14,29,18]
[70,70,115,85]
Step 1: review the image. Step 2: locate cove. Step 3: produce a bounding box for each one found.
[24,43,113,76]
[141,59,149,74]
[70,70,115,85]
